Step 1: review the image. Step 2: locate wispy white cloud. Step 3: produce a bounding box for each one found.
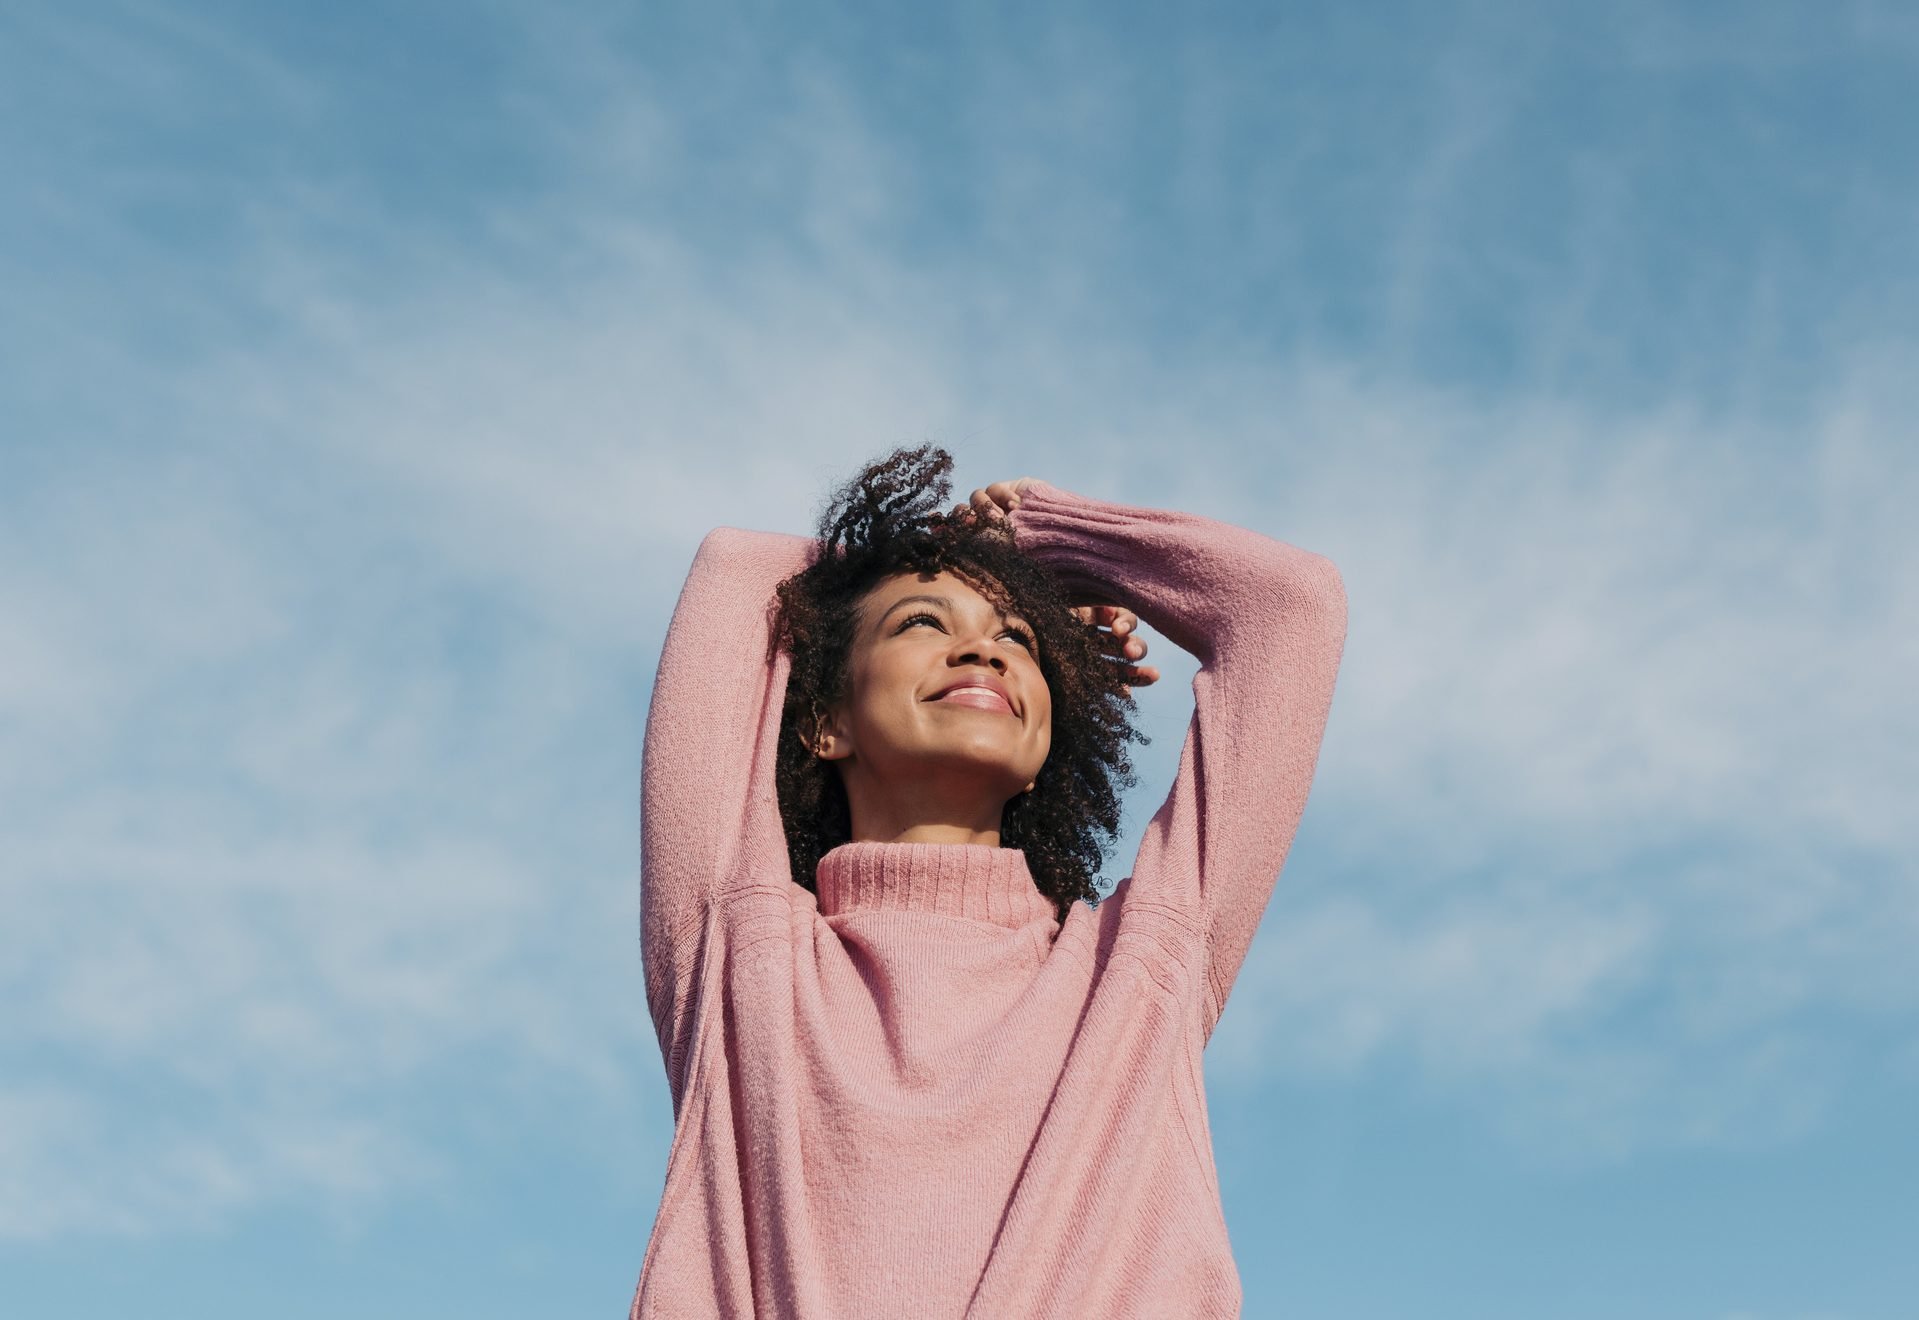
[1192,358,1917,1152]
[4,0,1914,1241]
[0,1078,435,1240]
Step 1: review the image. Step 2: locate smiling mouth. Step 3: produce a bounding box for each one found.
[932,685,1016,715]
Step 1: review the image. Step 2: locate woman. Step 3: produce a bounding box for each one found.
[633,446,1347,1318]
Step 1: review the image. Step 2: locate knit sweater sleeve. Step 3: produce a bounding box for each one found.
[1007,481,1348,1037]
[640,526,815,1083]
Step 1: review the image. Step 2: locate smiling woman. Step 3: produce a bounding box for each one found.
[816,571,1056,828]
[633,444,1347,1318]
[769,447,1153,920]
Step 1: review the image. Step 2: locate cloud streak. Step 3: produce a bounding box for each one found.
[3,0,1913,1242]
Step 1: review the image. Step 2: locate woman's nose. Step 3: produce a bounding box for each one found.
[950,636,1008,671]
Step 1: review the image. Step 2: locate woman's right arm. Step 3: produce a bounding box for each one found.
[641,526,815,1079]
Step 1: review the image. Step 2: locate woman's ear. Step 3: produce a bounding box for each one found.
[806,706,854,762]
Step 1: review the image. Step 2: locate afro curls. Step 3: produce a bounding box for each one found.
[771,445,1145,919]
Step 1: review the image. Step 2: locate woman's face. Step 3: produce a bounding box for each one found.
[818,569,1052,804]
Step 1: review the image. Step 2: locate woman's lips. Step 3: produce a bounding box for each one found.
[934,685,1015,715]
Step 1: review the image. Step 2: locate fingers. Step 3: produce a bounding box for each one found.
[1069,603,1135,632]
[948,494,1009,535]
[965,478,1041,524]
[1065,603,1158,690]
[1070,605,1143,652]
[986,479,1034,509]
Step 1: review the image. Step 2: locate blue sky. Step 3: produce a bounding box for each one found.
[3,1,1915,1316]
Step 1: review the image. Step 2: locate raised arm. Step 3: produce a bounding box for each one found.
[1006,481,1347,1037]
[641,526,814,1085]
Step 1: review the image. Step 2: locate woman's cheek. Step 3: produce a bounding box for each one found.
[1030,688,1054,753]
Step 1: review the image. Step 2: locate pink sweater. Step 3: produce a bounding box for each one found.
[632,482,1347,1318]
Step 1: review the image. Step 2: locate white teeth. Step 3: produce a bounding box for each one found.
[942,686,1007,701]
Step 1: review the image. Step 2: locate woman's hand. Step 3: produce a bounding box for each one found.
[1071,601,1161,692]
[964,478,1039,528]
[956,479,1160,692]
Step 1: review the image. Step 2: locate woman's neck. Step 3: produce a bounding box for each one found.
[851,820,1002,847]
[841,778,1006,847]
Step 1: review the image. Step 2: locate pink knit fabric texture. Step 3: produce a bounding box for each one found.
[632,481,1347,1318]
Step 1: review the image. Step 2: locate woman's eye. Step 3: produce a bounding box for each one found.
[894,611,1030,651]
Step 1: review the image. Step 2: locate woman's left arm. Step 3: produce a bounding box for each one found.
[1002,479,1349,1038]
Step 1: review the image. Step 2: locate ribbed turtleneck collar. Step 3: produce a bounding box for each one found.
[814,841,1057,929]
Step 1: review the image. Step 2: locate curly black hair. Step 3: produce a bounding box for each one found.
[771,445,1145,919]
